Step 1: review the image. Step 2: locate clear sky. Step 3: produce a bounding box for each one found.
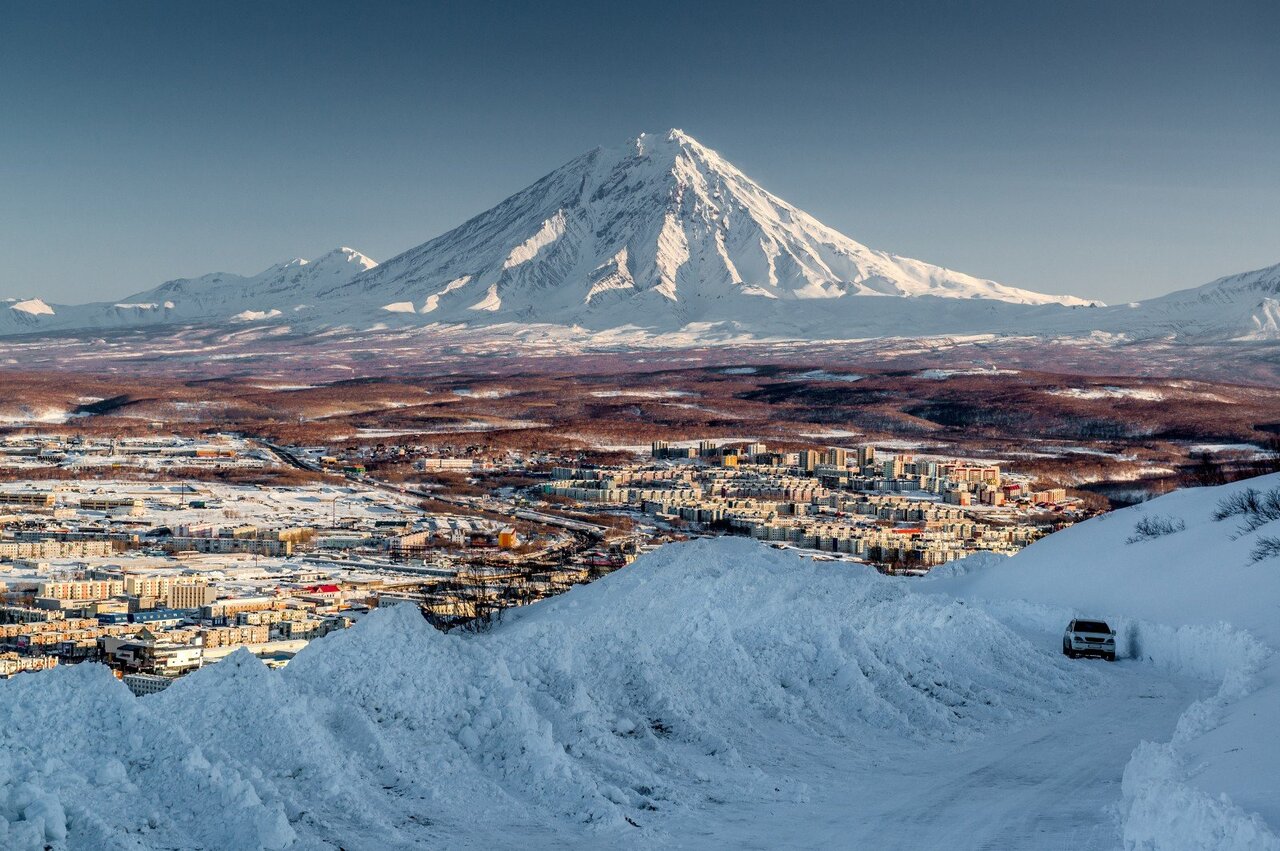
[3,0,1277,304]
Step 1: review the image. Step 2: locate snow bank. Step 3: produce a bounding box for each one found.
[0,538,1089,848]
[917,549,1008,581]
[0,663,296,850]
[1121,740,1280,851]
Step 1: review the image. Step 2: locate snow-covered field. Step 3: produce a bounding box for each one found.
[588,389,696,398]
[916,367,1020,380]
[1,476,1278,849]
[1046,386,1166,401]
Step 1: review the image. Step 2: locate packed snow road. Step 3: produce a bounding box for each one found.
[662,642,1204,850]
[841,663,1200,850]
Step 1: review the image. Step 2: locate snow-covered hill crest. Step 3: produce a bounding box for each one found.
[1126,261,1280,341]
[135,247,377,306]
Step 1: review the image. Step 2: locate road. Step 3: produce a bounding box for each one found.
[665,647,1205,850]
[828,660,1201,850]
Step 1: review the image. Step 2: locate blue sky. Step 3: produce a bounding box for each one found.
[3,0,1277,303]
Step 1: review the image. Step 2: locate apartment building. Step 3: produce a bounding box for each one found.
[37,579,125,601]
[0,492,56,508]
[0,540,116,559]
[200,623,269,648]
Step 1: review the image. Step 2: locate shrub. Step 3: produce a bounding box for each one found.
[1251,536,1280,564]
[1212,486,1280,535]
[1212,487,1261,521]
[1125,514,1186,544]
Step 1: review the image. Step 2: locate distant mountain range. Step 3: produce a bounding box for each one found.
[3,130,1277,344]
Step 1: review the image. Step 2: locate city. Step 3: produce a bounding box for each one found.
[0,429,1099,692]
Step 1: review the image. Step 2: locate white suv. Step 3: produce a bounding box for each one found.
[1062,619,1116,661]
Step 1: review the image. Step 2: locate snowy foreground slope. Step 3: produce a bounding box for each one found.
[1,477,1279,849]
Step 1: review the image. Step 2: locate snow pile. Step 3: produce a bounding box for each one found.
[0,663,296,849]
[918,549,1008,581]
[929,473,1280,850]
[0,538,1087,848]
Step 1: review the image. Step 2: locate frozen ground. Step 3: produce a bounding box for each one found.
[1,476,1278,849]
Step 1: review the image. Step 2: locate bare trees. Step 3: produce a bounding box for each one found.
[1126,514,1186,544]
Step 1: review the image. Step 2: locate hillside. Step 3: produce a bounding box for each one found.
[927,473,1280,848]
[1114,261,1280,341]
[2,475,1278,848]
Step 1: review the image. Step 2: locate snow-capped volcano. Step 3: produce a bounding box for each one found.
[327,130,1091,327]
[3,130,1276,346]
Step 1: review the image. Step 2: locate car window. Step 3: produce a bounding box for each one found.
[1074,620,1110,633]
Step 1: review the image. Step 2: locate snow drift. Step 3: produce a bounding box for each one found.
[0,538,1086,849]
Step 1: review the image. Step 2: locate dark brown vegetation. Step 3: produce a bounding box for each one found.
[1,340,1277,505]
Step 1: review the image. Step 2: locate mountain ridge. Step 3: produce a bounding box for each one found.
[1,130,1276,343]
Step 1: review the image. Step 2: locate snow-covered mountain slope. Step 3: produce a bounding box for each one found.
[124,247,378,318]
[4,476,1280,849]
[1117,261,1280,341]
[322,130,1093,331]
[0,248,377,334]
[1001,260,1280,344]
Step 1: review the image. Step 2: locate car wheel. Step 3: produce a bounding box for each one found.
[1105,652,1116,662]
